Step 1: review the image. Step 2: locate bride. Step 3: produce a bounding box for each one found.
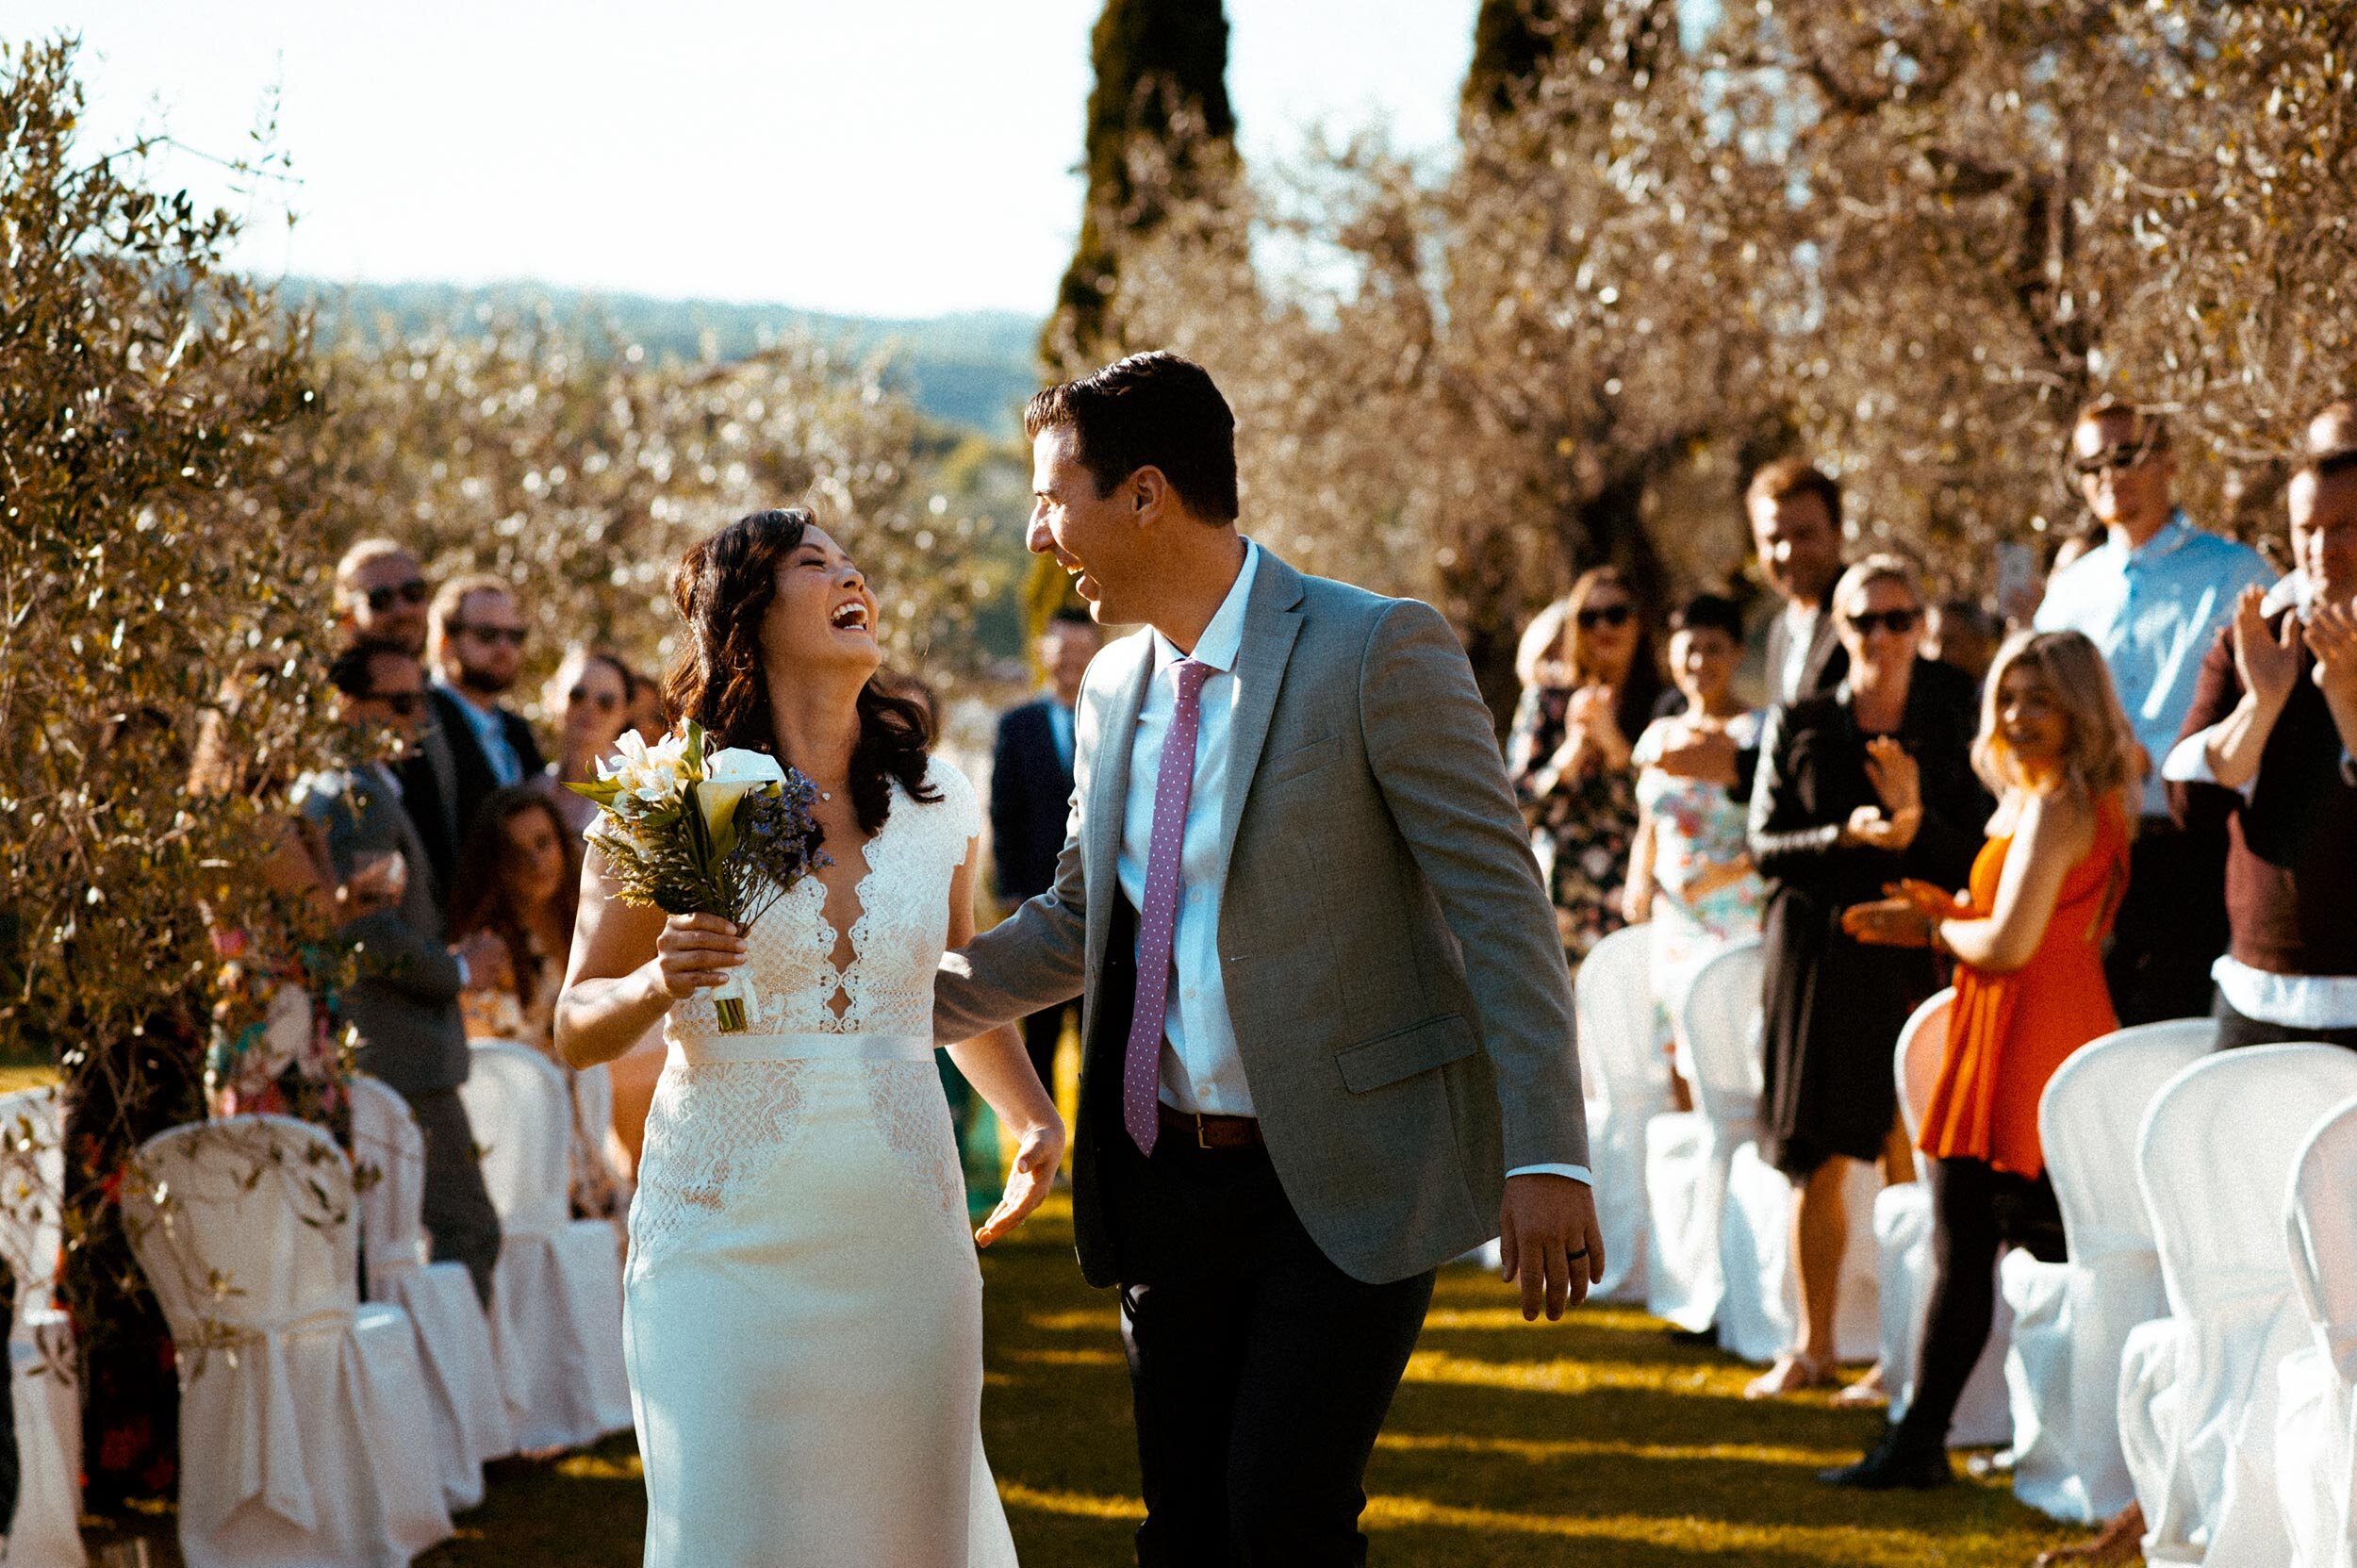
[555,507,1063,1567]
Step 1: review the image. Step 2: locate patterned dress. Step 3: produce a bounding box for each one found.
[1508,684,1640,970]
[1633,712,1768,1043]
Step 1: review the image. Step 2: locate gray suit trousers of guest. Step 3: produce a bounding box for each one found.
[937,549,1589,1287]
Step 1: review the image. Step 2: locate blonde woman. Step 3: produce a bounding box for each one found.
[1507,567,1665,970]
[1828,630,2137,1488]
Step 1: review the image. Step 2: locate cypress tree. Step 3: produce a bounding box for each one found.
[1043,0,1236,374]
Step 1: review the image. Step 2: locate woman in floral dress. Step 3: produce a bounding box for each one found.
[1625,593,1767,1062]
[1508,567,1665,973]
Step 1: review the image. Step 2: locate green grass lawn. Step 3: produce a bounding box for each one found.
[410,1196,2096,1567]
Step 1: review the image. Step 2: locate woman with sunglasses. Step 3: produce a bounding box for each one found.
[537,646,637,839]
[1508,567,1666,973]
[1746,554,1988,1398]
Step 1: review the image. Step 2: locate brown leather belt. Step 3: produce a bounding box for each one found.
[1157,1103,1263,1150]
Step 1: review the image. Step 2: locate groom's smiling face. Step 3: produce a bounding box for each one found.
[1030,425,1147,626]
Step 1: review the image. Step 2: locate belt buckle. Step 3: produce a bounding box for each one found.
[1192,1112,1213,1150]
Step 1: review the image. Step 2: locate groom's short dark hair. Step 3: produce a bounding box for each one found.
[1025,351,1239,523]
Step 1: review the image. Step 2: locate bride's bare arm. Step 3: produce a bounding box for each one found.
[555,846,748,1068]
[942,840,1067,1246]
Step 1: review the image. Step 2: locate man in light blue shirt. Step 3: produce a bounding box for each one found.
[2035,398,2273,1023]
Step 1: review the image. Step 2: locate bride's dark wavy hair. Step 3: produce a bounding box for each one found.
[662,507,936,835]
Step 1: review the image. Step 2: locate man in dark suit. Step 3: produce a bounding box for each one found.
[299,644,505,1304]
[404,573,545,896]
[991,608,1103,1091]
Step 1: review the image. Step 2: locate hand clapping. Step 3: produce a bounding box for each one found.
[2233,584,2301,707]
[2305,595,2357,701]
[1845,736,1922,851]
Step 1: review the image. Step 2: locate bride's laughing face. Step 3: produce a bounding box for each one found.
[761,526,883,681]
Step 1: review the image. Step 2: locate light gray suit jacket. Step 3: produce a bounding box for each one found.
[937,550,1589,1286]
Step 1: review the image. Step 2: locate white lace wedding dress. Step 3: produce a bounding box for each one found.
[624,759,1018,1567]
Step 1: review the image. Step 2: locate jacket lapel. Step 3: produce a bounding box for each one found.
[1217,552,1307,854]
[1085,637,1154,922]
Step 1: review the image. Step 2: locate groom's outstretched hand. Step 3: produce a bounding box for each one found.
[1499,1174,1606,1322]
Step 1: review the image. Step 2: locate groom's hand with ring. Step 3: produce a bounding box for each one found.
[652,912,746,999]
[1499,1173,1606,1322]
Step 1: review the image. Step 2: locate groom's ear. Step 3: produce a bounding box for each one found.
[1128,464,1172,523]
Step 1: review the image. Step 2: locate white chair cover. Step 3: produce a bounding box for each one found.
[1574,926,1666,1303]
[350,1075,514,1509]
[459,1042,633,1451]
[571,1059,634,1213]
[0,1086,84,1566]
[1871,991,2016,1446]
[2002,1018,2215,1524]
[2118,1046,2357,1565]
[1661,941,1877,1362]
[125,1115,450,1568]
[2277,1093,2357,1568]
[1643,940,1759,1333]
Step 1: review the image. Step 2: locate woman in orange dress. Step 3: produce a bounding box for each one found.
[1824,629,2138,1489]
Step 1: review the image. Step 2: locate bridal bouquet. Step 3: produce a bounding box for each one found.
[571,721,829,1033]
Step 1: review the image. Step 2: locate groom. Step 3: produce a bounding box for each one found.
[936,352,1601,1565]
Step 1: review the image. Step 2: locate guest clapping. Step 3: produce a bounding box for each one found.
[2164,445,2357,1051]
[1826,631,2136,1487]
[538,646,636,840]
[1625,594,1767,1057]
[1746,555,1986,1398]
[1508,568,1665,971]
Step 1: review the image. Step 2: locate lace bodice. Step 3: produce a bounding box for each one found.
[664,758,981,1046]
[633,759,981,1272]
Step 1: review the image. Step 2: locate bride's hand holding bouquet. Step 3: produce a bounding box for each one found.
[572,720,829,1032]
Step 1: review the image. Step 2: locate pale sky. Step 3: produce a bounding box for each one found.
[15,1,1476,319]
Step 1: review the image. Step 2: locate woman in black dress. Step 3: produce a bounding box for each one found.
[1744,554,1987,1397]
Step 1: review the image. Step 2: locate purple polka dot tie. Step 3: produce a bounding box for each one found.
[1124,657,1214,1157]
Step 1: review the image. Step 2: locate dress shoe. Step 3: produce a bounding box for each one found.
[1818,1428,1952,1490]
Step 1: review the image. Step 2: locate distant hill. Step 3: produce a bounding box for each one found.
[288,279,1043,437]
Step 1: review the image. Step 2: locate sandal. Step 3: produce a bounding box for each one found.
[1743,1352,1835,1400]
[2033,1504,2145,1565]
[1834,1362,1889,1408]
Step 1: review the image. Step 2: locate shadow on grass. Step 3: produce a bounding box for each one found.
[983,1217,2091,1568]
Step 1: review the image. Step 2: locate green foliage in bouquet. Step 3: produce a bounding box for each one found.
[570,719,831,932]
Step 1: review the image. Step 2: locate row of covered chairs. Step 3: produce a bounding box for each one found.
[1578,923,2357,1565]
[107,1039,632,1568]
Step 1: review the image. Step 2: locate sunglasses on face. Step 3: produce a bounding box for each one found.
[569,685,621,713]
[365,579,430,613]
[1575,602,1635,630]
[1845,608,1921,636]
[455,623,528,649]
[2072,444,2158,478]
[369,691,425,718]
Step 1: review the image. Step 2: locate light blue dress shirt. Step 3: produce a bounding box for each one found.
[1120,541,1591,1184]
[2034,512,2272,816]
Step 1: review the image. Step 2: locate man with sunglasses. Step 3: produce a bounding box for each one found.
[298,644,505,1305]
[407,573,548,897]
[2034,398,2272,1025]
[334,537,434,657]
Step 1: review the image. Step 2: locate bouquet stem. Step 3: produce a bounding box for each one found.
[711,966,760,1035]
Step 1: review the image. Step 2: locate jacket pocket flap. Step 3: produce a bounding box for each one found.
[1336,1015,1476,1094]
[1262,734,1341,784]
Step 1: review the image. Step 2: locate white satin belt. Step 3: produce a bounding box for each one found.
[670,1031,936,1067]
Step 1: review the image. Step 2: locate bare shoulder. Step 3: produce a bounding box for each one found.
[2020,781,2098,851]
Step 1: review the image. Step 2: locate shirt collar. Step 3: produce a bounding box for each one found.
[434,677,495,722]
[1149,539,1260,676]
[2116,510,2194,568]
